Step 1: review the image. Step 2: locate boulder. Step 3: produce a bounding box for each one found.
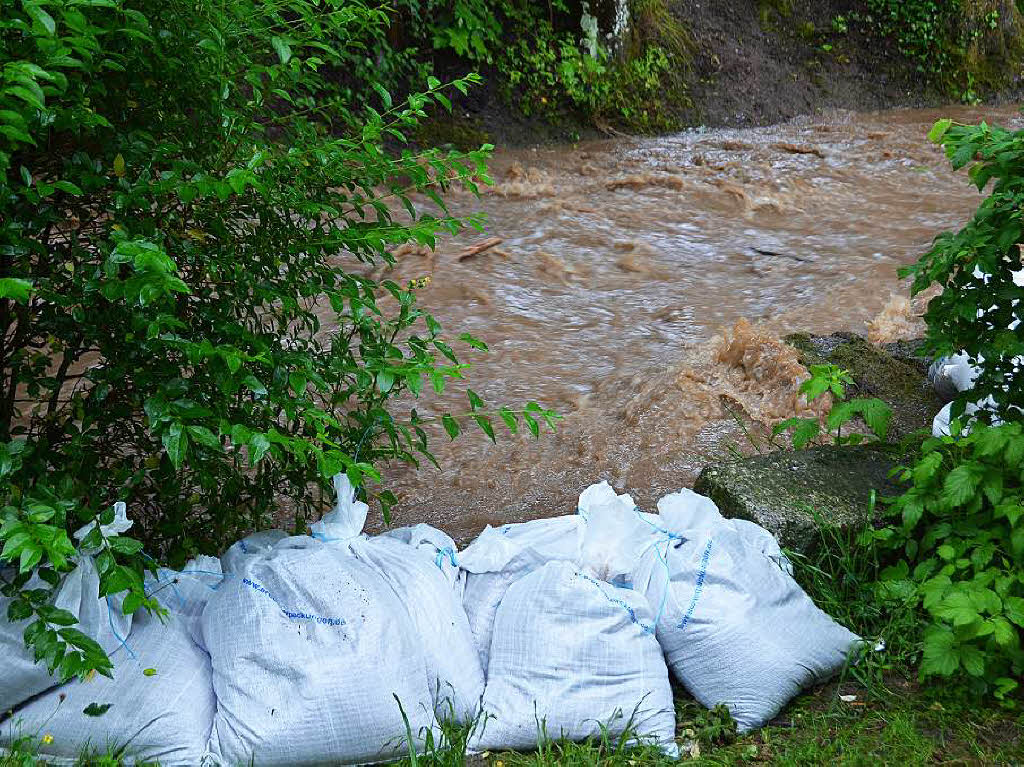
[693,445,904,552]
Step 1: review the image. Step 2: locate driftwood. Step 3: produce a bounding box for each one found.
[456,237,504,262]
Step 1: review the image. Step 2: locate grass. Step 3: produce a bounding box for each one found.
[4,518,1023,766]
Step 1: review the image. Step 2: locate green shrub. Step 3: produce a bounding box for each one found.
[394,0,688,131]
[0,0,551,681]
[875,117,1024,699]
[877,423,1024,697]
[902,119,1024,426]
[864,0,960,76]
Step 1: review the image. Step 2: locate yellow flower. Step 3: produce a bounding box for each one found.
[41,734,53,745]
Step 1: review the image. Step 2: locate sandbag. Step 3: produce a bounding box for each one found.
[146,554,224,648]
[219,529,287,575]
[349,533,484,723]
[470,560,676,754]
[0,503,134,713]
[383,523,464,596]
[202,479,438,766]
[632,497,861,732]
[8,607,215,766]
[458,514,579,672]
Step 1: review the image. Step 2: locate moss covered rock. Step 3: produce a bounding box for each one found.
[783,332,942,441]
[694,445,903,552]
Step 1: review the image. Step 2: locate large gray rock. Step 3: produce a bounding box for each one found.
[693,445,904,552]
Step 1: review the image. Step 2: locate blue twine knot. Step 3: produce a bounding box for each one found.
[434,546,457,570]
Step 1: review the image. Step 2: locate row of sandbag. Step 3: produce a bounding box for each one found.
[1,479,862,765]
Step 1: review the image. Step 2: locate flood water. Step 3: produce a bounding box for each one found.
[358,105,1024,541]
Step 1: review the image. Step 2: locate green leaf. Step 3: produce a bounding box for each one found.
[83,703,113,717]
[773,418,819,450]
[467,389,484,411]
[943,464,980,507]
[143,667,157,676]
[376,370,394,393]
[1005,596,1024,628]
[371,82,392,109]
[289,372,307,396]
[523,411,540,438]
[928,118,953,144]
[162,423,188,469]
[0,278,33,303]
[187,425,221,449]
[271,36,292,64]
[441,414,460,440]
[913,450,943,485]
[472,414,495,443]
[107,536,144,555]
[122,592,143,614]
[931,590,980,627]
[920,625,959,677]
[24,2,56,35]
[959,644,986,677]
[53,181,82,196]
[499,407,518,434]
[458,333,488,351]
[248,433,271,465]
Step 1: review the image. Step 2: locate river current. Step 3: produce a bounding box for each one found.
[352,105,1023,540]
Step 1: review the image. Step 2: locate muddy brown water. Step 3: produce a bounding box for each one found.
[348,105,1024,542]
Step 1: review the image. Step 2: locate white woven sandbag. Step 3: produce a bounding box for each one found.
[201,535,437,766]
[349,534,484,723]
[145,555,224,648]
[219,530,287,575]
[633,523,861,732]
[655,488,792,574]
[7,608,215,767]
[383,523,464,596]
[459,512,584,672]
[470,561,676,754]
[0,503,135,713]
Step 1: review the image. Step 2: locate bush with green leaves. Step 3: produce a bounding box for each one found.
[863,0,960,76]
[772,363,892,450]
[0,0,553,683]
[391,0,687,131]
[903,119,1024,427]
[866,117,1024,701]
[875,422,1024,698]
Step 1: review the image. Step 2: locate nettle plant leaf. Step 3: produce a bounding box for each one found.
[880,422,1024,693]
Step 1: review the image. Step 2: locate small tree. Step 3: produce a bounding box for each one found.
[0,0,552,681]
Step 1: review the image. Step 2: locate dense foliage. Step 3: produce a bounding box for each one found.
[389,0,691,131]
[877,423,1024,697]
[904,119,1024,426]
[854,0,1022,96]
[871,117,1024,697]
[0,0,553,681]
